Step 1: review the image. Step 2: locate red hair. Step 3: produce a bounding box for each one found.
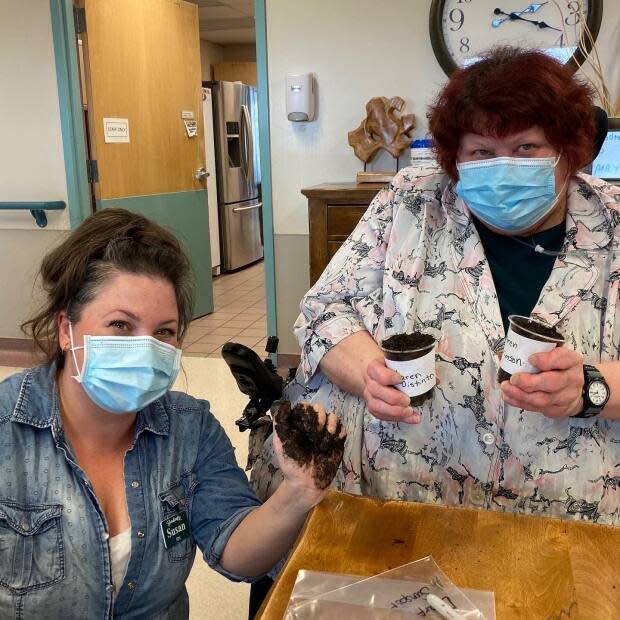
[428,47,596,181]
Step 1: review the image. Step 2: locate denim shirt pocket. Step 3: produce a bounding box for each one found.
[0,500,64,593]
[158,472,197,562]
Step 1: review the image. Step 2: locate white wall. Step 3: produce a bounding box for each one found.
[267,0,446,238]
[0,0,70,337]
[266,0,445,352]
[580,13,620,114]
[0,0,69,231]
[266,0,620,353]
[200,39,225,81]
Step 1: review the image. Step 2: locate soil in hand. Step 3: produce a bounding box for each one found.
[273,400,345,490]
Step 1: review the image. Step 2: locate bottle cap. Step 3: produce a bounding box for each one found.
[411,139,433,148]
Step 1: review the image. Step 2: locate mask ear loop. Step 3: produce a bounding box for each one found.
[68,322,84,383]
[527,153,575,255]
[553,151,571,203]
[538,151,569,214]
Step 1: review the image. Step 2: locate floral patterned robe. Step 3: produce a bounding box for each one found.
[253,167,620,524]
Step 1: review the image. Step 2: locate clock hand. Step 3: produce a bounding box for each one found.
[492,3,547,28]
[511,13,562,32]
[493,8,561,32]
[530,18,561,31]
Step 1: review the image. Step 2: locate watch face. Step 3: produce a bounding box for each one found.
[588,380,608,406]
[433,0,600,74]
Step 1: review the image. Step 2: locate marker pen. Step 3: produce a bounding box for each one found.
[426,593,467,620]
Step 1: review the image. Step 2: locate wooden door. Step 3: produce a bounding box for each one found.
[78,0,213,316]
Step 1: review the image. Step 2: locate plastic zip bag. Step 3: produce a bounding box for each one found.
[284,556,493,619]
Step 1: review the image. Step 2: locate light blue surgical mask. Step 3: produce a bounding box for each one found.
[69,323,182,414]
[455,156,562,233]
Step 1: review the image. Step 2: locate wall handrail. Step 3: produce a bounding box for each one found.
[0,201,66,228]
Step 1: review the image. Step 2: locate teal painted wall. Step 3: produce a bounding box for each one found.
[254,0,278,356]
[98,191,214,317]
[49,0,92,228]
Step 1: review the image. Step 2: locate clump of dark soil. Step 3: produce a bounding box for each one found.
[509,316,563,342]
[381,333,435,358]
[273,400,345,490]
[497,368,512,383]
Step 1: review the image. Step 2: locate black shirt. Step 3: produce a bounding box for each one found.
[473,219,565,332]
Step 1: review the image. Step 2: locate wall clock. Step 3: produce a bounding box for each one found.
[429,1,603,76]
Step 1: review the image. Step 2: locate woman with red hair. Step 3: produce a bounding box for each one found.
[253,47,620,525]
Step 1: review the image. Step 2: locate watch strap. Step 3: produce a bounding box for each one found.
[573,364,609,419]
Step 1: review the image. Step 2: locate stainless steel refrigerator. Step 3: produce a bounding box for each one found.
[207,80,262,272]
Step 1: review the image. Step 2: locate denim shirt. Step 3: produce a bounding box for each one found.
[0,363,261,619]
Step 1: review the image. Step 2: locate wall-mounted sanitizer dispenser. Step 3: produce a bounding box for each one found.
[286,73,315,122]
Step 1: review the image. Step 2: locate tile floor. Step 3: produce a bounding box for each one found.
[183,261,267,360]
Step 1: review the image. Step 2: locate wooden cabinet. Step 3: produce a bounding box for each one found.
[301,183,385,285]
[213,62,257,86]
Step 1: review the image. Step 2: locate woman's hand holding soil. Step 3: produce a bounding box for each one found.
[273,401,346,506]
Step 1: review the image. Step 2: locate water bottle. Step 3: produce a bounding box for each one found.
[410,138,436,169]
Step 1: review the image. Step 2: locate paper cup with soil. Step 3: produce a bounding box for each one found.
[381,333,436,407]
[498,315,564,383]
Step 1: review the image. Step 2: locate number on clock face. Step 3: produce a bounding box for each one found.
[437,0,593,70]
[588,380,608,406]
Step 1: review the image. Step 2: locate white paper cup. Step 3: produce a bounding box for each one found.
[498,315,564,382]
[381,334,436,407]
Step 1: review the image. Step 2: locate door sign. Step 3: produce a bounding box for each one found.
[184,120,198,138]
[103,118,130,143]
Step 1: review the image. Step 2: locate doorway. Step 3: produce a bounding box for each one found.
[73,0,215,317]
[54,0,276,347]
[186,0,276,358]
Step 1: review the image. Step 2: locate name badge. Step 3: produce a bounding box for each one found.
[160,511,190,549]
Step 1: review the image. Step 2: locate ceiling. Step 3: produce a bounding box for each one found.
[188,0,255,44]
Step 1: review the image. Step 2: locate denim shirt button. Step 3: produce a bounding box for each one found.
[106,584,115,592]
[103,532,110,541]
[130,480,140,489]
[21,522,31,532]
[137,530,145,538]
[127,581,136,591]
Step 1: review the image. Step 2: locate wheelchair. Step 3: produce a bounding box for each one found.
[221,338,295,620]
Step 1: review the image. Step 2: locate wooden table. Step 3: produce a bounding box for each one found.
[258,491,620,619]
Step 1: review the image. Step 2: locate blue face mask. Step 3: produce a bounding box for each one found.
[69,324,182,414]
[455,156,561,233]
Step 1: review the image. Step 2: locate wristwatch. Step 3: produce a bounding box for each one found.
[573,364,610,419]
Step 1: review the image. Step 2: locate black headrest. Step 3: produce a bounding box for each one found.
[593,106,608,160]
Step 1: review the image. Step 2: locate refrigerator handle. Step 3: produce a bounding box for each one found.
[232,202,262,213]
[241,104,253,181]
[240,106,248,178]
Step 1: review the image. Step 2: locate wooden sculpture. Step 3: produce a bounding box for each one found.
[348,96,416,182]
